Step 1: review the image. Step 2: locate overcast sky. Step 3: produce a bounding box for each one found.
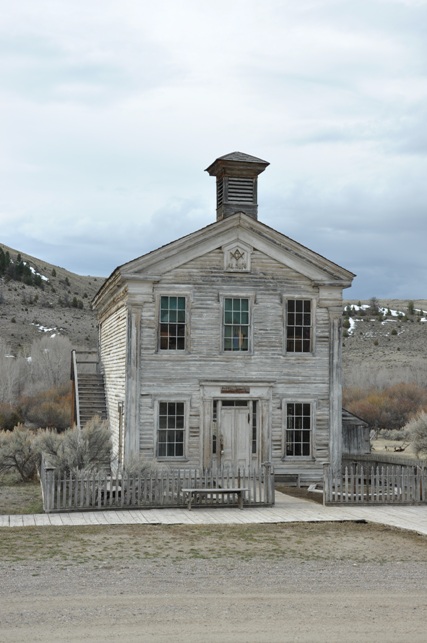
[1,0,426,300]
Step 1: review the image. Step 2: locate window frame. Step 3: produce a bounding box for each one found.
[155,398,189,461]
[157,294,189,353]
[221,295,254,354]
[282,400,315,460]
[285,298,314,355]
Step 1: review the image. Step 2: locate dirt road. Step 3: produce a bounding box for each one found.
[1,522,426,642]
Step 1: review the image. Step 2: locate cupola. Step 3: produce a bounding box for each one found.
[205,151,269,221]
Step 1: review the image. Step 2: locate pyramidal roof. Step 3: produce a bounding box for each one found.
[215,151,269,164]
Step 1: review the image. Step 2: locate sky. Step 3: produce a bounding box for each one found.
[1,0,427,300]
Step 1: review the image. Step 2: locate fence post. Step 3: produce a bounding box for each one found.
[43,465,56,513]
[262,462,274,506]
[323,463,329,505]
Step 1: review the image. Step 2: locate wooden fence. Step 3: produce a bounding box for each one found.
[40,458,275,513]
[324,461,427,505]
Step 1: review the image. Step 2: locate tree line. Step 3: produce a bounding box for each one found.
[0,249,45,288]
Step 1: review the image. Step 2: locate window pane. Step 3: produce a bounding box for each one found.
[159,297,186,350]
[286,402,311,457]
[287,300,311,353]
[157,402,185,458]
[223,298,250,351]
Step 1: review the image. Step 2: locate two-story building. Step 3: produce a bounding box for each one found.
[91,152,355,483]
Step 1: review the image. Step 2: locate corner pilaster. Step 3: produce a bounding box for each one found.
[329,307,343,477]
[123,281,154,466]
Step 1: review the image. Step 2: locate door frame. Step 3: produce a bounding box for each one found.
[200,381,274,469]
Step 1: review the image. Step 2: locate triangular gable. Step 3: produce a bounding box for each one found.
[119,214,354,285]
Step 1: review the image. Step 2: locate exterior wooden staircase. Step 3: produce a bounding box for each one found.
[71,350,107,429]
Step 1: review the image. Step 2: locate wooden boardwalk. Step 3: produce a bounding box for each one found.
[1,492,427,536]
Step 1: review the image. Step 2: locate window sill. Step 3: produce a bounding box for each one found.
[156,351,190,356]
[284,352,315,357]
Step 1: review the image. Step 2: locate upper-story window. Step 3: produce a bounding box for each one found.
[223,297,249,351]
[286,299,312,353]
[159,296,186,350]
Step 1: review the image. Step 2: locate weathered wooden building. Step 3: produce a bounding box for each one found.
[91,152,355,483]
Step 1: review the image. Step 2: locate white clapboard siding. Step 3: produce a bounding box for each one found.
[132,248,335,474]
[99,304,127,453]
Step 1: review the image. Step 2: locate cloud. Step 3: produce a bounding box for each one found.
[1,0,427,300]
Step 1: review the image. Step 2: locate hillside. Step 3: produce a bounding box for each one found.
[342,299,427,389]
[1,243,426,390]
[0,243,104,353]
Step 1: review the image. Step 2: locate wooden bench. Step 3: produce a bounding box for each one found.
[181,487,248,510]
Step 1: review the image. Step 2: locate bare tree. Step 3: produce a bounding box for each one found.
[0,340,27,404]
[26,336,72,394]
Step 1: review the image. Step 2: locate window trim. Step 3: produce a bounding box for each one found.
[282,399,316,461]
[156,292,191,353]
[284,298,315,355]
[154,397,190,461]
[220,294,254,354]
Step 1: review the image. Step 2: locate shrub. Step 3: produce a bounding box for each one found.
[39,416,112,473]
[19,384,72,430]
[0,404,23,431]
[404,412,427,457]
[379,428,409,441]
[123,454,168,477]
[0,425,39,481]
[343,383,427,430]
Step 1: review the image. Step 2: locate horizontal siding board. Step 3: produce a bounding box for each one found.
[98,245,343,477]
[99,305,127,455]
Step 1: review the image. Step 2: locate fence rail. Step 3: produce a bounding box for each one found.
[324,462,427,505]
[40,459,274,513]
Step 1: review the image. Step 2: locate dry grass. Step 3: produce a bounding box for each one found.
[0,475,43,514]
[0,522,427,567]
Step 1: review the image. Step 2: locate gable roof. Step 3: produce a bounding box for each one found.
[93,212,355,310]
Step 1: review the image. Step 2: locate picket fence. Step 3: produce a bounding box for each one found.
[324,461,427,505]
[40,458,275,513]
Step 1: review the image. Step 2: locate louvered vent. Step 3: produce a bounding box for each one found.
[205,152,269,221]
[217,178,223,207]
[228,178,254,203]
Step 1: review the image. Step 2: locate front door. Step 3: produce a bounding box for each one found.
[219,401,252,468]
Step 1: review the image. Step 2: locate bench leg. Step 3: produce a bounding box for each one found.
[238,492,243,510]
[187,493,192,510]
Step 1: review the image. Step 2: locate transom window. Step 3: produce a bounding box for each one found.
[223,298,249,351]
[286,403,311,457]
[286,299,312,353]
[159,296,186,350]
[157,402,184,458]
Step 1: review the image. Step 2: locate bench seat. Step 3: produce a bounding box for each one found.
[181,487,248,510]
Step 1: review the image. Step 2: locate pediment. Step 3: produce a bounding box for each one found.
[118,214,354,287]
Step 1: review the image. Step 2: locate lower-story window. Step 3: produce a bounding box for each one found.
[157,402,185,458]
[286,402,312,457]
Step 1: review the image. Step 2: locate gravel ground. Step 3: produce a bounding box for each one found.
[1,522,427,642]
